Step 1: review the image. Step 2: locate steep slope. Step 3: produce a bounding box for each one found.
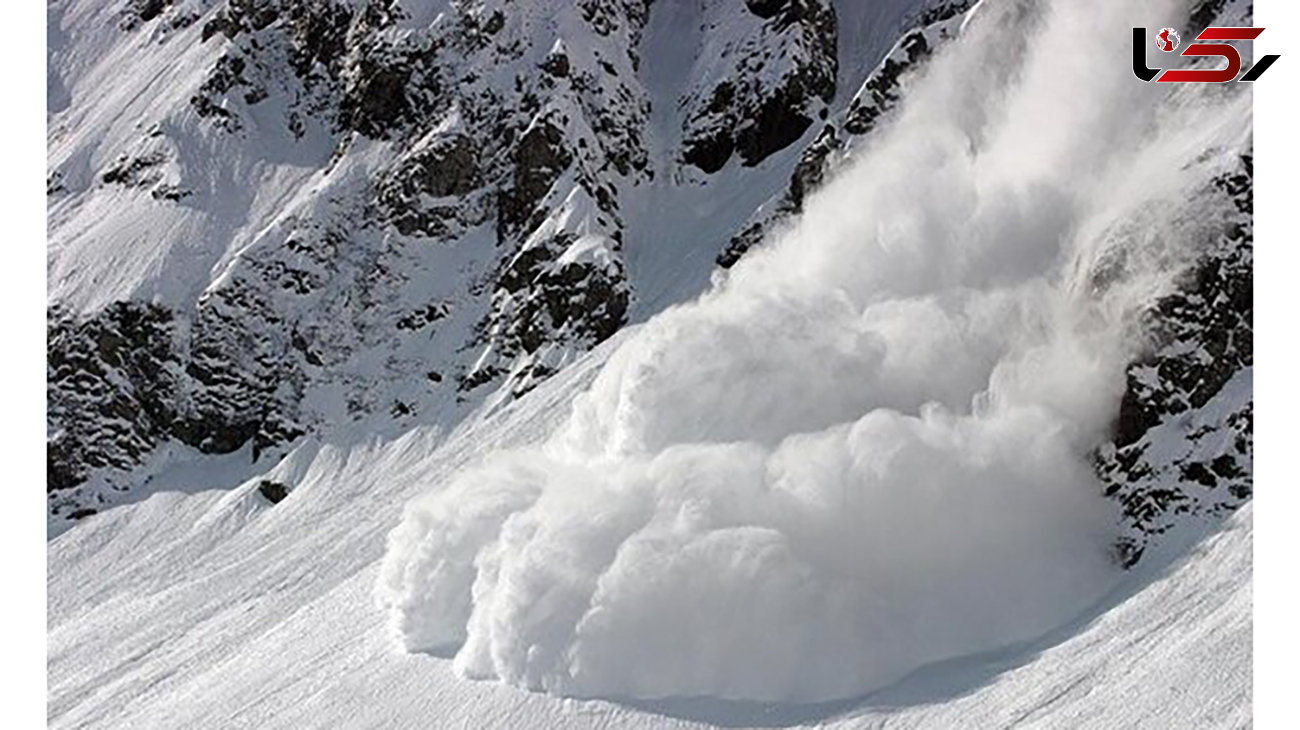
[47,340,1250,728]
[47,0,945,527]
[373,0,1253,703]
[47,0,656,522]
[48,0,1254,724]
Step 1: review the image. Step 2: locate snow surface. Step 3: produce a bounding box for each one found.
[48,0,1252,725]
[378,0,1251,705]
[47,342,1251,726]
[46,0,932,523]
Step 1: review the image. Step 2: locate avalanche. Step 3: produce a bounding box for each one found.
[377,0,1251,704]
[47,0,1254,725]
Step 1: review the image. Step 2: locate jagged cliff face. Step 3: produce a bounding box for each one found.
[678,0,837,173]
[47,0,922,523]
[716,0,970,267]
[48,0,1252,563]
[1098,156,1254,566]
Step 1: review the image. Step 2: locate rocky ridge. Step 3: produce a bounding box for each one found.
[48,0,897,525]
[1097,156,1254,566]
[48,0,1254,568]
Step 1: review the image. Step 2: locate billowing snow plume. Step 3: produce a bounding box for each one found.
[378,0,1251,702]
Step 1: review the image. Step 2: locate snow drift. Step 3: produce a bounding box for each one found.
[378,0,1251,703]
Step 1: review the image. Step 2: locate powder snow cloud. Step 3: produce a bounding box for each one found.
[377,0,1251,703]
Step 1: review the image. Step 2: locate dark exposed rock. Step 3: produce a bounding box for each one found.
[134,0,170,22]
[717,120,842,268]
[682,82,737,174]
[257,479,290,504]
[121,0,173,29]
[190,54,256,131]
[102,152,165,188]
[845,30,930,137]
[151,184,192,202]
[169,0,649,428]
[464,230,630,396]
[47,303,178,493]
[1190,0,1232,33]
[577,0,650,39]
[379,135,484,236]
[682,132,735,176]
[716,2,970,269]
[499,118,574,236]
[47,171,66,196]
[918,0,975,27]
[681,0,837,172]
[787,124,840,208]
[340,54,412,138]
[735,88,817,167]
[745,0,790,20]
[1096,155,1254,567]
[717,221,767,270]
[541,46,571,78]
[196,1,358,135]
[396,303,451,331]
[48,281,310,497]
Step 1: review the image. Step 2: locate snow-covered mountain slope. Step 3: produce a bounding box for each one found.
[370,0,1253,705]
[47,0,955,526]
[47,339,1249,728]
[49,0,1254,725]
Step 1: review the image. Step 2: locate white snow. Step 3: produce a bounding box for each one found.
[47,346,1252,726]
[377,0,1251,705]
[47,0,1253,725]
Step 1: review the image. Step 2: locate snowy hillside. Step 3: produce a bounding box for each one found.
[47,365,1250,727]
[49,0,1252,726]
[48,0,960,526]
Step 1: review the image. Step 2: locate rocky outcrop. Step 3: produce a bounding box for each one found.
[379,131,487,237]
[47,284,308,518]
[498,118,575,237]
[98,126,192,202]
[718,1,971,268]
[47,303,178,502]
[680,0,838,173]
[716,123,842,268]
[49,0,657,518]
[1096,157,1254,566]
[845,1,970,136]
[257,479,291,504]
[469,221,631,397]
